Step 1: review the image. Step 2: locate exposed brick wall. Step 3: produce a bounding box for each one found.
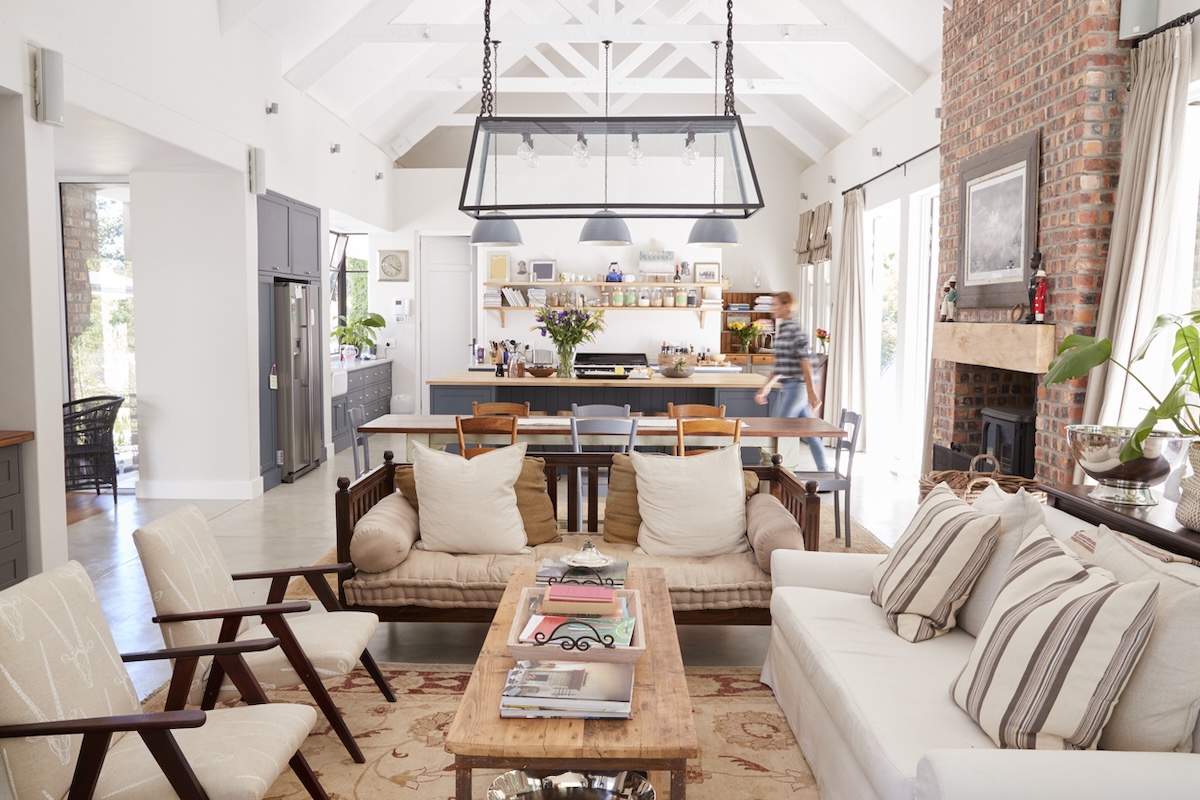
[936,0,1129,483]
[61,184,98,341]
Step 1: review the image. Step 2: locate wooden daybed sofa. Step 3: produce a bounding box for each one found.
[334,450,821,625]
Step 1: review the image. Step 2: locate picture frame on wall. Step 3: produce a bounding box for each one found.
[695,262,720,283]
[530,259,556,282]
[378,250,410,281]
[488,252,510,281]
[956,130,1040,308]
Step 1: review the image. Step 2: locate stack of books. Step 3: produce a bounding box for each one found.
[754,295,775,311]
[499,660,635,719]
[535,558,628,587]
[727,301,751,312]
[527,287,547,306]
[483,289,503,307]
[539,584,621,616]
[501,287,528,307]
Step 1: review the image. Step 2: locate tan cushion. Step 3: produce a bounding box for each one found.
[959,485,1047,637]
[871,483,1000,642]
[632,446,749,558]
[397,456,561,546]
[952,526,1159,750]
[413,442,529,554]
[602,453,641,544]
[746,492,804,572]
[351,490,420,572]
[1091,525,1200,752]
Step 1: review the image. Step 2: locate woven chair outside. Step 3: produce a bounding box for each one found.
[62,395,124,501]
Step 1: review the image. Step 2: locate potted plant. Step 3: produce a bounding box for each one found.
[1043,311,1199,522]
[531,307,606,377]
[332,311,387,358]
[727,319,762,353]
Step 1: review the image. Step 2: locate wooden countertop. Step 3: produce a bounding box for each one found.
[0,431,34,448]
[428,370,766,388]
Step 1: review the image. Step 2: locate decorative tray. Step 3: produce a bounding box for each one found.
[507,587,645,664]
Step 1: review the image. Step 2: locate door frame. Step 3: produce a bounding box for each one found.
[417,231,476,414]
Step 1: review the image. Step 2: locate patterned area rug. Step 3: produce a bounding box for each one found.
[238,663,815,799]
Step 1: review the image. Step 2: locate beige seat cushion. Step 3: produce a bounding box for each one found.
[396,455,561,546]
[632,446,749,558]
[413,442,528,554]
[871,483,1000,642]
[952,526,1159,750]
[1090,525,1200,752]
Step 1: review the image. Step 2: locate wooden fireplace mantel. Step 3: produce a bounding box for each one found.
[932,322,1057,373]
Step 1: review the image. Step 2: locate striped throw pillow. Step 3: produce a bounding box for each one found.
[870,483,1001,642]
[951,526,1160,750]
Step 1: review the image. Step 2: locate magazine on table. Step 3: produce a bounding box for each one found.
[500,660,635,715]
[518,610,636,647]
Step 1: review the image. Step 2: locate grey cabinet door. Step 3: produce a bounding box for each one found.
[257,195,290,275]
[289,204,320,278]
[258,277,282,489]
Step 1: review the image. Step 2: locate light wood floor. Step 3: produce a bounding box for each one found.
[66,433,916,700]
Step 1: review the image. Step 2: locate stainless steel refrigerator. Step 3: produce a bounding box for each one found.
[275,282,322,482]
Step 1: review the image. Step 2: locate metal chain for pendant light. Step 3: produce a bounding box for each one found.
[712,40,719,210]
[480,0,494,115]
[602,39,611,208]
[491,41,500,205]
[724,0,736,116]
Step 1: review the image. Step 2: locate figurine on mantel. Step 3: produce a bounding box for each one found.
[1023,251,1046,324]
[939,279,957,322]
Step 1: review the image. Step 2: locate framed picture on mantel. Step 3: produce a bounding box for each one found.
[956,130,1040,309]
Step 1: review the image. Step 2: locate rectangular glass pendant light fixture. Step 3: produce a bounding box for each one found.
[459,115,764,220]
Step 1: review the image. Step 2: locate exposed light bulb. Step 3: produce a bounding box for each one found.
[627,134,644,166]
[572,133,589,158]
[681,131,699,166]
[526,151,540,168]
[517,133,534,161]
[577,152,592,167]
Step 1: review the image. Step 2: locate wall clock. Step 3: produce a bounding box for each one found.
[378,250,410,281]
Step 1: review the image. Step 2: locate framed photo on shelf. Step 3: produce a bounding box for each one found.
[956,130,1040,308]
[378,250,410,281]
[695,262,720,283]
[530,259,556,282]
[488,253,510,281]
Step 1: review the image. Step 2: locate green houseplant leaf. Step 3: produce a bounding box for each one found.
[332,311,387,352]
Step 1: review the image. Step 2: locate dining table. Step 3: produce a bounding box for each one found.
[357,413,847,463]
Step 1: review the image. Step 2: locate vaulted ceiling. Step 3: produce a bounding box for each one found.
[230,0,945,168]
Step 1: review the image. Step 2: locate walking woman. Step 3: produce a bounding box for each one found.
[754,291,829,471]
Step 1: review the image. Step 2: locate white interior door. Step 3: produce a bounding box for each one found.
[418,234,475,413]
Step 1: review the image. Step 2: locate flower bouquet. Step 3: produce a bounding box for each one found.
[532,307,606,377]
[815,328,830,352]
[727,319,763,352]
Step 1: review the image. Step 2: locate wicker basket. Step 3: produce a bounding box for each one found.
[919,453,1047,504]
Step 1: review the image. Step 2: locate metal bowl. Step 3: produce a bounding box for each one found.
[487,770,655,800]
[1066,424,1191,506]
[660,365,695,378]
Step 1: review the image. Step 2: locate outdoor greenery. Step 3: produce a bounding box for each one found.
[1043,311,1200,460]
[879,250,898,371]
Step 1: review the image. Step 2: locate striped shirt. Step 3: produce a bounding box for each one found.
[773,318,811,380]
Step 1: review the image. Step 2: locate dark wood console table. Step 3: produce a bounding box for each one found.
[1039,484,1200,561]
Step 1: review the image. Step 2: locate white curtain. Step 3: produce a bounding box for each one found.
[826,188,869,448]
[1084,24,1192,428]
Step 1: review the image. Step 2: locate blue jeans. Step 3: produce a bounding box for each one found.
[778,379,829,471]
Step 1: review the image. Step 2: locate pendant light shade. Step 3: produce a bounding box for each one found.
[687,212,740,247]
[470,212,523,247]
[578,210,632,246]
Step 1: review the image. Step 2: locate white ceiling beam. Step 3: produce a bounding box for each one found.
[616,0,665,23]
[399,76,821,94]
[608,49,688,114]
[218,0,266,34]
[374,23,850,44]
[522,49,599,114]
[285,0,429,90]
[800,0,927,93]
[736,95,826,162]
[554,0,598,24]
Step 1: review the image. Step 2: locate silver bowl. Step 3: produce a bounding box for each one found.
[487,770,655,800]
[1066,424,1191,506]
[660,365,695,378]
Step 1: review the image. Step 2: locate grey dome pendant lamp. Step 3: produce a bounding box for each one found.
[470,27,522,247]
[688,27,740,247]
[578,41,632,246]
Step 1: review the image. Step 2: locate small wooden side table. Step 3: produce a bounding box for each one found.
[1038,483,1200,560]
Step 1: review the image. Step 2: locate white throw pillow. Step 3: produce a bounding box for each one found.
[411,442,529,554]
[1091,525,1200,752]
[958,485,1046,637]
[631,446,748,558]
[952,526,1159,750]
[870,483,1000,642]
[351,490,420,572]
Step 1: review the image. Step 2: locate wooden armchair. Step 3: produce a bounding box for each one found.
[0,561,330,800]
[472,400,531,417]
[456,414,519,459]
[666,402,726,418]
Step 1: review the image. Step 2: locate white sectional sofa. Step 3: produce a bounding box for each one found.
[762,493,1200,800]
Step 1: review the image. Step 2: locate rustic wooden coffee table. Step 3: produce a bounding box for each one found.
[445,565,698,799]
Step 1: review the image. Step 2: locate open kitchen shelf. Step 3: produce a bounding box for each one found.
[484,281,721,327]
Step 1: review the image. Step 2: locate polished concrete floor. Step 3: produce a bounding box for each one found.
[68,433,916,700]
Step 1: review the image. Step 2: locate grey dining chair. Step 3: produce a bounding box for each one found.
[568,416,638,531]
[347,406,371,478]
[794,408,862,547]
[571,403,631,417]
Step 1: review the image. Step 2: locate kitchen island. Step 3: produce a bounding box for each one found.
[428,369,774,418]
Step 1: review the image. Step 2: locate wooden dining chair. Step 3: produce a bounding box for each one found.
[472,401,531,417]
[677,417,741,456]
[666,402,726,418]
[456,415,519,459]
